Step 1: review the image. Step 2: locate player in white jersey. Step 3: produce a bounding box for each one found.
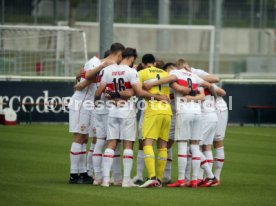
[213,86,228,185]
[68,55,108,184]
[143,67,218,188]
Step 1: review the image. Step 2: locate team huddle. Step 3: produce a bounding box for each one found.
[68,43,228,188]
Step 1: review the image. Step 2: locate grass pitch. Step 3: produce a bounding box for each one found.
[0,125,276,206]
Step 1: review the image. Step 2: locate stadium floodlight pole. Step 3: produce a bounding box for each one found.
[214,0,223,74]
[157,0,170,52]
[99,0,114,58]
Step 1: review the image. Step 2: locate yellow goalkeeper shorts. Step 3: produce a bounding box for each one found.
[142,114,171,142]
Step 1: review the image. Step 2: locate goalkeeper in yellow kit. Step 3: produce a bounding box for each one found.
[138,54,172,188]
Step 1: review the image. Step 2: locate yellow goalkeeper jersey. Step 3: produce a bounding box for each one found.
[138,66,172,117]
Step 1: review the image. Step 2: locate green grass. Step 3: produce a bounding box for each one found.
[0,125,276,206]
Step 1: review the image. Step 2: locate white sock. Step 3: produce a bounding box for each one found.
[102,148,114,182]
[190,144,201,181]
[92,139,106,180]
[123,149,133,182]
[185,147,191,182]
[87,143,95,176]
[164,148,173,179]
[177,142,187,180]
[214,147,225,180]
[111,143,122,182]
[79,144,87,173]
[204,150,214,170]
[136,150,144,179]
[200,151,214,179]
[70,142,82,174]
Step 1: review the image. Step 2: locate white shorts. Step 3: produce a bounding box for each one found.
[69,109,90,134]
[107,117,137,141]
[201,112,218,145]
[214,110,228,141]
[138,110,144,140]
[88,110,96,138]
[95,113,108,139]
[175,113,202,141]
[169,114,176,140]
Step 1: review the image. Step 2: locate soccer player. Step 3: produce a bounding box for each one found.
[213,86,228,185]
[137,54,173,188]
[68,54,112,184]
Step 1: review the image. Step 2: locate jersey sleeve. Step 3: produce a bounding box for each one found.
[138,70,145,84]
[169,70,179,79]
[192,68,209,76]
[129,69,140,85]
[100,68,108,84]
[84,57,101,71]
[194,74,205,85]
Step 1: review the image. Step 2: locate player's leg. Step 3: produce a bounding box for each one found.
[87,111,97,177]
[163,139,174,184]
[133,110,145,184]
[93,114,107,184]
[168,113,189,187]
[69,109,92,184]
[121,117,137,187]
[102,116,119,187]
[185,143,192,184]
[132,139,144,185]
[163,113,176,183]
[111,140,122,185]
[213,110,228,185]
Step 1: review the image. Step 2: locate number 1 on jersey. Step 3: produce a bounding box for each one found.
[156,74,162,91]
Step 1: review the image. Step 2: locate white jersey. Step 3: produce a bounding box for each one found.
[201,85,216,113]
[170,69,204,114]
[94,64,117,114]
[69,56,101,112]
[191,67,209,76]
[101,64,139,118]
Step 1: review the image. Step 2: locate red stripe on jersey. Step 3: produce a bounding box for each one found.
[92,153,102,157]
[204,88,211,96]
[200,160,207,166]
[192,157,201,160]
[214,158,224,162]
[81,70,86,79]
[70,151,86,155]
[176,79,198,90]
[123,155,133,159]
[103,154,114,158]
[178,155,188,158]
[106,82,132,91]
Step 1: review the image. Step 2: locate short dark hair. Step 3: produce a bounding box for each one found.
[142,54,155,64]
[163,63,176,71]
[136,63,144,72]
[155,59,165,69]
[104,50,111,58]
[122,47,138,59]
[110,43,125,54]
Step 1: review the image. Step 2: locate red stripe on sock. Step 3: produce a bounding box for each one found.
[114,155,120,158]
[178,155,188,158]
[207,159,214,163]
[187,155,192,158]
[200,160,207,166]
[89,149,94,152]
[167,158,173,162]
[192,157,200,160]
[92,153,102,157]
[103,154,114,158]
[70,151,86,155]
[123,155,133,159]
[214,158,224,162]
